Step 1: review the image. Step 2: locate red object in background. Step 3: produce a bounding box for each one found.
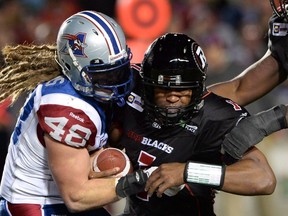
[0,97,13,126]
[116,0,171,40]
[127,38,153,63]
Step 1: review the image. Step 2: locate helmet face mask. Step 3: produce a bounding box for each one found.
[81,58,132,103]
[146,98,202,127]
[142,33,207,126]
[270,0,288,20]
[56,11,133,106]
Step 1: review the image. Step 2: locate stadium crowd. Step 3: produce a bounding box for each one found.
[0,0,288,215]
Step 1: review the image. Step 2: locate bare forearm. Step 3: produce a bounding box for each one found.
[146,153,276,198]
[45,136,120,213]
[221,150,276,195]
[208,50,281,106]
[63,178,119,213]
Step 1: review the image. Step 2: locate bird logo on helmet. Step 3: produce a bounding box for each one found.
[60,33,87,57]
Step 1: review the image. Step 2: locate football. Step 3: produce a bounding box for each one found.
[93,147,133,177]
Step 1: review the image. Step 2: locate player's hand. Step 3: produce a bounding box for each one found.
[115,168,154,198]
[89,148,120,179]
[268,12,288,76]
[88,167,120,179]
[145,163,186,198]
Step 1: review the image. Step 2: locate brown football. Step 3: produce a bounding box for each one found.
[93,147,133,176]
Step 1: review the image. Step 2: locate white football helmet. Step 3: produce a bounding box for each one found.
[56,11,133,106]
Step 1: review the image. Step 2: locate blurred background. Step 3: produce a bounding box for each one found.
[0,0,288,215]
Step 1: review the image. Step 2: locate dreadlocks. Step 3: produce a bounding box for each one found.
[0,44,61,105]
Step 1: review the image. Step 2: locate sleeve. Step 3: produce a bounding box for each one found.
[37,93,104,149]
[195,96,249,163]
[223,104,287,160]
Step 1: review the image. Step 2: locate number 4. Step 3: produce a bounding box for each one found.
[45,116,92,147]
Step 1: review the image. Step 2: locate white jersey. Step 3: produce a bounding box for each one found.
[0,76,108,205]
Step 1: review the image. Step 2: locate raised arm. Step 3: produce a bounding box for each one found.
[208,12,288,106]
[208,50,283,106]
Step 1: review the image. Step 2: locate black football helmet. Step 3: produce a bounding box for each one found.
[270,0,288,20]
[141,33,207,126]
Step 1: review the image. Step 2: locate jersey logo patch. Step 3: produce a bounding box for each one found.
[127,92,144,112]
[179,120,198,134]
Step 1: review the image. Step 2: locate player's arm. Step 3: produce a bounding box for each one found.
[207,50,282,106]
[221,146,276,195]
[45,134,151,212]
[208,12,288,106]
[223,104,288,159]
[145,146,276,197]
[45,134,120,212]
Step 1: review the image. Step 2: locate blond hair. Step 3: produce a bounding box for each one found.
[0,44,61,105]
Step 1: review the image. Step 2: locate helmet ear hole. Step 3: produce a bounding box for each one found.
[92,29,99,36]
[65,63,71,70]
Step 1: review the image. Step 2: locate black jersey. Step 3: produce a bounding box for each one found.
[115,66,249,216]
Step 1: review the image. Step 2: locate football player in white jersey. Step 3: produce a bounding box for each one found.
[0,11,153,216]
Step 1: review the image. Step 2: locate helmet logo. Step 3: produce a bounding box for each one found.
[192,42,207,72]
[61,33,88,57]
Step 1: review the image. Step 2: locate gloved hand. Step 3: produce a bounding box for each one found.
[268,12,288,77]
[115,167,157,198]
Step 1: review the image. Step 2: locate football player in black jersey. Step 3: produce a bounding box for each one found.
[111,33,277,216]
[146,11,288,206]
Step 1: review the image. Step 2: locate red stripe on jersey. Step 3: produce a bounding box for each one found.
[37,104,97,149]
[225,99,242,111]
[8,203,41,216]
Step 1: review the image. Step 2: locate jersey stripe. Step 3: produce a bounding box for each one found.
[12,91,36,145]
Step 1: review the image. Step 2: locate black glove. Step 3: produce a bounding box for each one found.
[268,12,288,78]
[115,169,148,198]
[223,104,287,160]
